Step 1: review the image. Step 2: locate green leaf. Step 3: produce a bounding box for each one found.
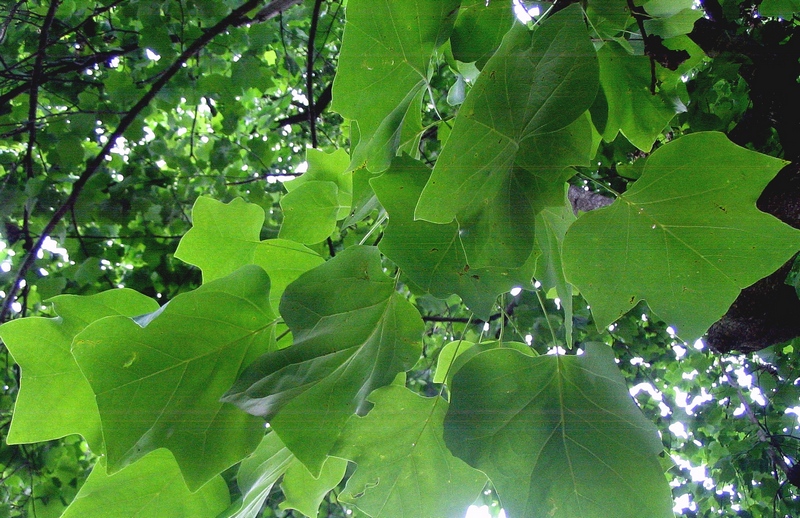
[279,181,345,245]
[333,385,486,518]
[61,450,229,518]
[175,196,323,311]
[332,0,460,172]
[759,0,800,17]
[563,132,800,339]
[444,343,673,518]
[372,155,536,319]
[586,0,633,37]
[450,0,515,68]
[221,432,294,518]
[284,148,352,220]
[433,340,536,386]
[415,6,599,268]
[72,266,277,490]
[598,41,679,151]
[224,246,424,475]
[534,198,577,347]
[280,456,348,517]
[0,289,159,451]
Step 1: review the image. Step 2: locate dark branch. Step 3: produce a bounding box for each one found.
[306,0,324,148]
[274,82,332,127]
[0,0,295,323]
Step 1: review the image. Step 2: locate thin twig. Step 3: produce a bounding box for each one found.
[305,0,324,148]
[0,0,301,324]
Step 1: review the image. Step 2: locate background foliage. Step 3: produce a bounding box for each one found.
[2,0,800,517]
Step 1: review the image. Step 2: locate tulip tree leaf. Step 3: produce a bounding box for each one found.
[72,266,277,490]
[283,148,353,220]
[333,385,486,518]
[416,6,599,268]
[280,456,348,517]
[175,196,323,311]
[279,181,346,245]
[563,132,800,339]
[0,289,159,451]
[221,433,294,518]
[224,246,424,475]
[372,155,536,319]
[598,41,678,151]
[450,0,515,68]
[332,0,460,172]
[534,199,577,347]
[61,450,230,518]
[444,343,673,518]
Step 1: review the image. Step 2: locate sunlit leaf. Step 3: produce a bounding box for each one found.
[280,456,348,517]
[72,266,276,489]
[61,450,229,518]
[0,290,158,451]
[175,196,323,311]
[334,385,486,518]
[332,0,460,171]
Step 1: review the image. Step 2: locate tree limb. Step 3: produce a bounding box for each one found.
[0,0,299,323]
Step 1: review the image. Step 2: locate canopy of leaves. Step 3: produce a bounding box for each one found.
[2,0,800,517]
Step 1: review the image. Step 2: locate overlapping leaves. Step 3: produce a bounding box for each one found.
[72,266,277,489]
[415,5,599,268]
[175,196,323,311]
[224,246,423,475]
[332,0,460,171]
[0,290,159,451]
[372,155,535,318]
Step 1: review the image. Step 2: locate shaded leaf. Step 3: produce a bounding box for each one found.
[444,343,673,518]
[333,385,486,518]
[332,0,460,172]
[451,0,516,68]
[416,6,598,268]
[563,132,800,339]
[372,155,536,319]
[72,266,277,489]
[0,290,158,451]
[61,450,229,518]
[224,246,423,475]
[598,41,679,151]
[534,196,577,347]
